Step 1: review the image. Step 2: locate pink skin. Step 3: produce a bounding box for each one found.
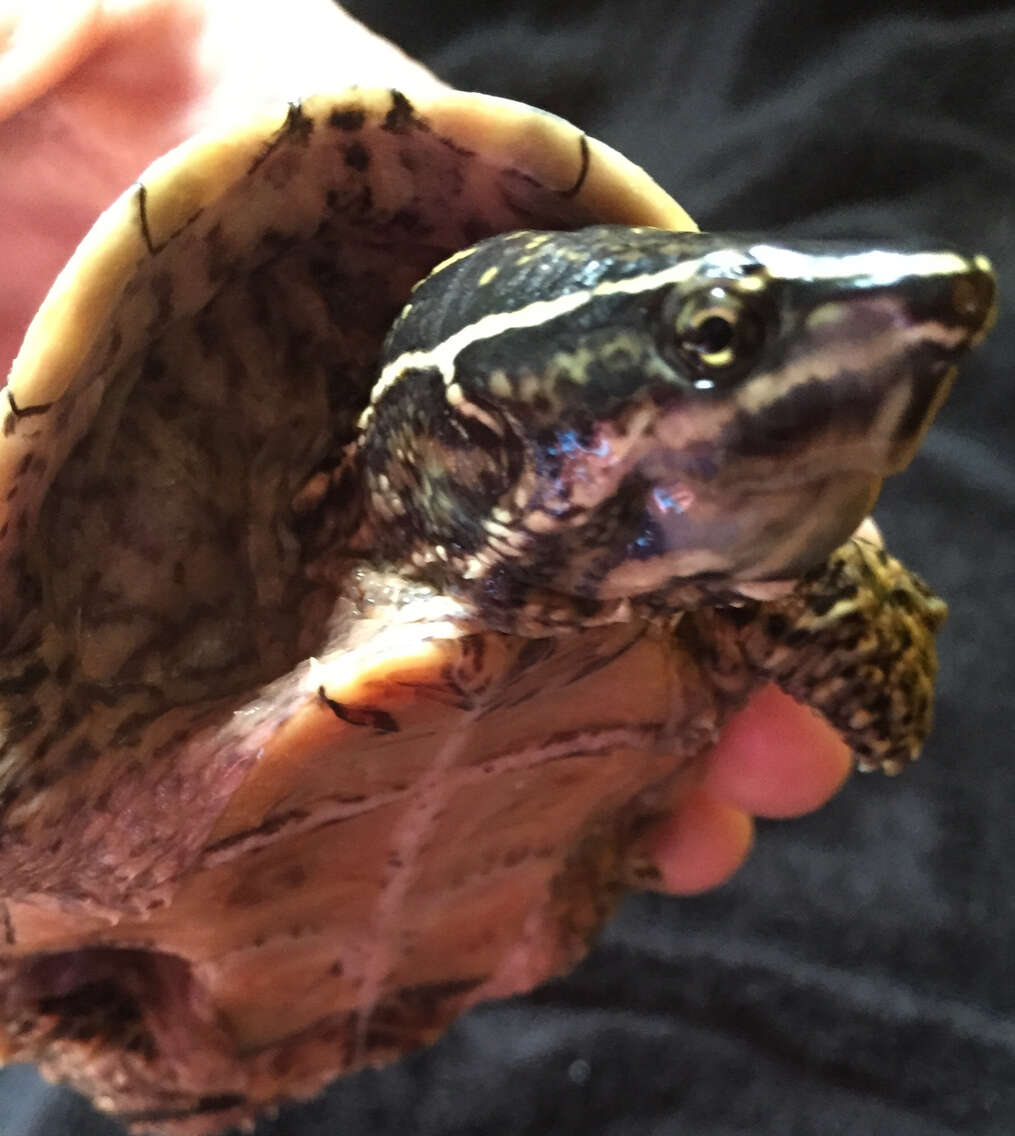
[0,0,852,895]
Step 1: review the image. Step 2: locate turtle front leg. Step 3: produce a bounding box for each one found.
[687,535,948,775]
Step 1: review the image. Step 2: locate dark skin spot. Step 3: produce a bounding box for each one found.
[558,134,591,199]
[140,351,166,384]
[383,90,425,134]
[281,101,314,142]
[765,613,789,639]
[282,865,307,889]
[247,101,313,176]
[30,731,58,763]
[146,271,175,333]
[1,903,15,945]
[7,391,53,421]
[436,132,477,159]
[344,141,370,171]
[461,633,486,674]
[808,592,838,616]
[202,222,232,284]
[65,737,99,769]
[783,628,813,648]
[258,227,297,255]
[103,326,123,365]
[26,768,54,793]
[462,217,496,245]
[318,687,399,733]
[512,638,556,675]
[137,182,157,255]
[56,701,82,734]
[0,660,48,697]
[137,186,201,256]
[389,209,430,234]
[327,182,374,219]
[329,107,366,131]
[194,311,220,356]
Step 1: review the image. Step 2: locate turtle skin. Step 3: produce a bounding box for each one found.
[0,89,957,1134]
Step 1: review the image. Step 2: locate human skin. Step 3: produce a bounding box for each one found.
[0,0,852,896]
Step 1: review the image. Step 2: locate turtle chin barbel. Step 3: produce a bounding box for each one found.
[363,227,994,612]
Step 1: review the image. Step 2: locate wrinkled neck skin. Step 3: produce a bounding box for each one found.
[360,417,881,637]
[352,389,876,636]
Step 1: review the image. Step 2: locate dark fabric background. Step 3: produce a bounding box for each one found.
[4,2,1013,1133]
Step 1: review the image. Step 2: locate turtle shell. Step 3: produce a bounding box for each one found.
[0,89,712,1131]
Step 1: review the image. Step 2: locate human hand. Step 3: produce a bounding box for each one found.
[0,0,853,899]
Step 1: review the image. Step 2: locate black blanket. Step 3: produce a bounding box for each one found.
[5,2,1013,1133]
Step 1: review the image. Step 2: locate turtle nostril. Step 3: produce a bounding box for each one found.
[952,261,997,335]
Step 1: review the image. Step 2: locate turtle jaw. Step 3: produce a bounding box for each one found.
[592,469,883,600]
[597,246,997,595]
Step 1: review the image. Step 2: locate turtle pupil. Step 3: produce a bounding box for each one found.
[688,315,734,356]
[662,283,767,390]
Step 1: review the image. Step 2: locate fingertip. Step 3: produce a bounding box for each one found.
[650,789,754,895]
[702,685,852,819]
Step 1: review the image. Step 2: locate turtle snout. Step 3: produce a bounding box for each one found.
[949,256,997,345]
[903,252,997,349]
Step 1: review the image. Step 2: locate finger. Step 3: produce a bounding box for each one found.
[0,0,101,121]
[648,789,754,895]
[701,684,852,819]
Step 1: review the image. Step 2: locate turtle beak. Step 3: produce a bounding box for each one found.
[726,245,997,479]
[751,244,996,331]
[903,252,997,346]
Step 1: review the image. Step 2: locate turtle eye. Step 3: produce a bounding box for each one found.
[666,285,765,390]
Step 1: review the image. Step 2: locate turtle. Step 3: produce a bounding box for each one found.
[0,87,995,1135]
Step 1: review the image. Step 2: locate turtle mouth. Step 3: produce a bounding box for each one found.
[598,468,881,600]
